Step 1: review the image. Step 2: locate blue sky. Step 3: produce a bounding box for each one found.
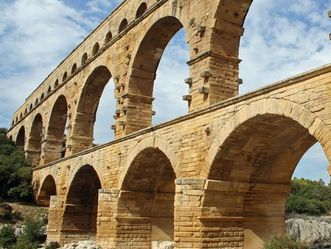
[0,0,330,183]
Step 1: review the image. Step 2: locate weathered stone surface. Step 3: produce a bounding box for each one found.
[286,218,331,243]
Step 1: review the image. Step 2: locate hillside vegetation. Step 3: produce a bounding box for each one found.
[0,128,33,202]
[286,178,331,216]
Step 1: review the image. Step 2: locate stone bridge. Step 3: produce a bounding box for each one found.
[6,0,331,248]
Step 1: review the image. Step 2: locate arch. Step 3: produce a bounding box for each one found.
[136,2,147,18]
[81,53,88,65]
[48,86,52,94]
[16,126,25,148]
[118,18,128,33]
[27,114,43,167]
[36,175,56,207]
[44,95,68,163]
[118,147,176,247]
[126,16,186,131]
[41,93,44,100]
[92,42,100,56]
[204,99,331,249]
[54,79,59,88]
[104,31,112,44]
[15,117,18,123]
[71,63,77,74]
[35,98,39,106]
[62,72,68,82]
[71,66,112,153]
[62,165,101,242]
[29,103,33,111]
[9,135,13,141]
[24,108,27,115]
[11,120,14,127]
[19,113,23,120]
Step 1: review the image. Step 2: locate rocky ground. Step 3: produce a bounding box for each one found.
[286,216,331,248]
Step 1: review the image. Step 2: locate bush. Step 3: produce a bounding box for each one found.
[264,235,308,249]
[14,216,45,249]
[0,226,16,248]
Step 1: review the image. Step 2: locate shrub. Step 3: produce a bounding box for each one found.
[0,226,16,248]
[14,216,45,249]
[264,235,308,249]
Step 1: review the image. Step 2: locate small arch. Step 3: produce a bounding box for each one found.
[54,79,59,88]
[15,117,18,123]
[48,86,52,94]
[11,120,14,127]
[62,72,68,82]
[92,42,100,56]
[62,165,101,242]
[81,53,88,65]
[19,113,23,120]
[44,95,68,163]
[71,63,77,74]
[29,104,33,111]
[27,114,43,167]
[104,31,112,44]
[136,2,147,18]
[118,18,128,33]
[41,93,44,100]
[16,126,25,148]
[35,98,39,106]
[9,135,13,141]
[24,108,27,115]
[37,175,56,207]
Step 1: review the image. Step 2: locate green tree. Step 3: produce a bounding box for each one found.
[0,128,33,202]
[0,226,16,248]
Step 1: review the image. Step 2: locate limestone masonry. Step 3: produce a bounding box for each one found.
[7,0,331,248]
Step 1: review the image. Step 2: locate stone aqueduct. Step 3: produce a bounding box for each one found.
[6,0,331,248]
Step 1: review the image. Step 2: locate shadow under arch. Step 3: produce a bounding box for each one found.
[44,95,68,163]
[61,165,101,243]
[125,16,187,133]
[27,114,43,167]
[71,65,113,154]
[16,126,25,148]
[203,99,331,249]
[117,146,176,247]
[36,175,56,207]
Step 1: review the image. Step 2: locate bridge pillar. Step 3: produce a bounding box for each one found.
[175,179,245,249]
[47,195,65,245]
[41,137,66,164]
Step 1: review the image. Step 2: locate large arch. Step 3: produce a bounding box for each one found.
[71,66,113,153]
[16,126,25,148]
[125,16,187,133]
[44,95,68,163]
[116,147,177,248]
[36,175,56,207]
[27,114,43,167]
[203,99,331,249]
[62,165,101,243]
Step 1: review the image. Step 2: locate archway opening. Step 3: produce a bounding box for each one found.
[62,165,101,242]
[207,114,325,249]
[16,126,25,148]
[73,66,114,151]
[136,2,147,18]
[37,175,56,207]
[118,18,128,33]
[27,114,43,167]
[45,95,68,163]
[127,16,188,133]
[119,148,176,248]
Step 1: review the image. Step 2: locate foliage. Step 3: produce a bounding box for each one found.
[14,216,45,249]
[286,178,331,216]
[264,235,308,249]
[0,128,33,202]
[0,226,16,248]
